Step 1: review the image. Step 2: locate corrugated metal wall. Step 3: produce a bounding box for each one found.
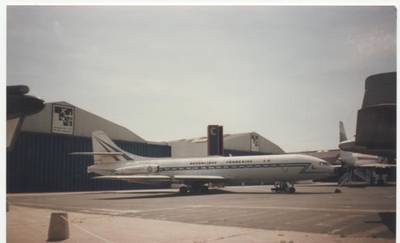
[7,132,171,192]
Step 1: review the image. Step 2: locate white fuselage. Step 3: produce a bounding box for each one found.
[88,154,334,184]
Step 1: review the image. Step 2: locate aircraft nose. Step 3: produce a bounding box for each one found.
[329,165,336,175]
[333,166,341,176]
[318,162,335,176]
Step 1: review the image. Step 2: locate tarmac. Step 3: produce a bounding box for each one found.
[6,183,396,243]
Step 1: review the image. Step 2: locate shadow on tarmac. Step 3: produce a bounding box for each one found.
[300,183,396,188]
[96,189,336,200]
[365,212,396,235]
[96,189,226,200]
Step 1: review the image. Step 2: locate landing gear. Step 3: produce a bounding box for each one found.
[178,184,209,194]
[271,181,296,193]
[179,186,188,193]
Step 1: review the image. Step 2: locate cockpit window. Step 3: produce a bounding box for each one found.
[319,162,328,166]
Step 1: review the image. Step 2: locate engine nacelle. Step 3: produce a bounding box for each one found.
[114,164,159,175]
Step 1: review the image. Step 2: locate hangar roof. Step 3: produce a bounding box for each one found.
[21,101,147,143]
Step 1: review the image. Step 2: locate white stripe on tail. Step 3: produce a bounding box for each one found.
[71,131,149,165]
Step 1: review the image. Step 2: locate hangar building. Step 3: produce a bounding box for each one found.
[7,101,285,192]
[168,133,284,158]
[7,102,171,192]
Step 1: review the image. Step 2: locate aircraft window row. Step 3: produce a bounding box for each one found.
[189,162,217,165]
[160,163,310,171]
[226,160,252,164]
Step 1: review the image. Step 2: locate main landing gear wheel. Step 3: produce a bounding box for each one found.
[179,186,188,193]
[271,181,296,193]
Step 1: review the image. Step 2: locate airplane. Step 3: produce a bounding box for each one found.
[71,131,335,193]
[337,121,395,185]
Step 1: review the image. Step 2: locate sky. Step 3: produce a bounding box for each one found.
[6,6,396,152]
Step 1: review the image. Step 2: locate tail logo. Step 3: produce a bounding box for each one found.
[95,137,132,161]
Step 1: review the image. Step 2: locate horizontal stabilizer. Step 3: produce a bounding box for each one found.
[70,152,124,156]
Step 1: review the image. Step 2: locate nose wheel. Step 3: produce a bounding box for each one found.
[271,181,296,193]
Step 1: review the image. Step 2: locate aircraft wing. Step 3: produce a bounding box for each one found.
[172,175,225,183]
[94,175,171,182]
[93,174,225,183]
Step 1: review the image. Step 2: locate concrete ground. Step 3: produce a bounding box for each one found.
[7,184,396,242]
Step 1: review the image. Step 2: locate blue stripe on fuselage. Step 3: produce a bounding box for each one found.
[159,163,311,172]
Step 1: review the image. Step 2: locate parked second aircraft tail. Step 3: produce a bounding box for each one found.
[339,121,348,142]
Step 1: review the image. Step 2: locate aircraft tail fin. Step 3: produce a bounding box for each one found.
[339,121,348,142]
[91,131,146,164]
